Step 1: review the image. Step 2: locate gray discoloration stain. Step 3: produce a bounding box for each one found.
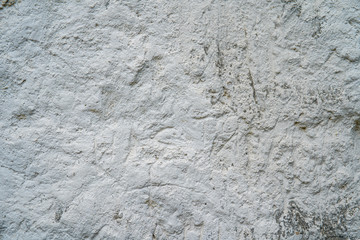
[0,0,359,239]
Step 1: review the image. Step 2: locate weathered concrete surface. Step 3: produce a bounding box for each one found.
[0,0,359,239]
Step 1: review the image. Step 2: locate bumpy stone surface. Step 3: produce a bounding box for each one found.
[1,1,359,239]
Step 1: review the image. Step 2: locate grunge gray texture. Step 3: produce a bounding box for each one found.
[0,0,359,239]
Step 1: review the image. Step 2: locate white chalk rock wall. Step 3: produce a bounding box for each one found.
[1,0,359,239]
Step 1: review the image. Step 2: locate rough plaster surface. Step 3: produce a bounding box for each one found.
[1,0,360,239]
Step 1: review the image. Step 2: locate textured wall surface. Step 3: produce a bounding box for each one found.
[1,0,360,239]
